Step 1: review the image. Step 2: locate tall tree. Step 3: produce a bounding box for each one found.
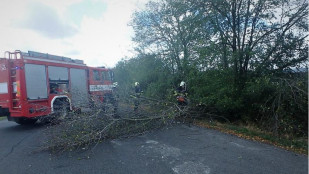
[131,0,308,81]
[200,0,308,81]
[131,0,210,77]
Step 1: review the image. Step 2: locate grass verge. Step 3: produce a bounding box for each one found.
[0,116,7,121]
[195,120,308,155]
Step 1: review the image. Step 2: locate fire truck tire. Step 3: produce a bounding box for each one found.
[53,99,70,120]
[15,118,37,125]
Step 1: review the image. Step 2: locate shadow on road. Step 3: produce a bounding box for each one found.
[0,120,47,133]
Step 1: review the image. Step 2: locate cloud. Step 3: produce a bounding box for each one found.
[66,0,142,67]
[64,49,80,56]
[61,0,150,67]
[66,0,107,26]
[0,0,150,67]
[20,2,78,39]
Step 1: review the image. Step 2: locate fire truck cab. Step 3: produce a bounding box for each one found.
[0,50,114,124]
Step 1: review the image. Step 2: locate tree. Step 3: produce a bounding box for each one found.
[131,0,210,77]
[127,0,308,136]
[114,54,173,99]
[199,0,308,82]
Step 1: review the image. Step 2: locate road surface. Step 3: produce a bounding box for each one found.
[0,119,307,174]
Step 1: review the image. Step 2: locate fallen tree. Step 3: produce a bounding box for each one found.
[43,96,194,153]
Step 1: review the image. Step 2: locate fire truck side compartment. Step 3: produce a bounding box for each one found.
[48,66,69,81]
[24,64,48,100]
[70,68,88,107]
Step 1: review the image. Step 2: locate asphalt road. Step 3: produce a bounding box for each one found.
[0,119,307,174]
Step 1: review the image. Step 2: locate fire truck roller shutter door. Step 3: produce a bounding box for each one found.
[70,68,88,107]
[48,66,69,81]
[24,64,48,100]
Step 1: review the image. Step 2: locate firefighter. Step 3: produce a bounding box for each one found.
[112,82,119,101]
[112,82,119,113]
[112,82,118,89]
[175,81,188,105]
[177,81,187,94]
[133,82,142,111]
[135,82,142,94]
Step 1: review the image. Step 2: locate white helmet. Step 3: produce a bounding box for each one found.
[135,82,139,86]
[113,82,118,88]
[180,81,186,87]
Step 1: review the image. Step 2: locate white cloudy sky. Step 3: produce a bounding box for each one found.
[0,0,149,67]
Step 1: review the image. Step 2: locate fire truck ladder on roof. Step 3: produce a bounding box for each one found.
[25,50,85,64]
[4,50,22,59]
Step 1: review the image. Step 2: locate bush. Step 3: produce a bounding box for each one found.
[188,69,243,120]
[242,74,308,136]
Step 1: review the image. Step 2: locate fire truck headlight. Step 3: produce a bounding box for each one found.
[29,108,35,114]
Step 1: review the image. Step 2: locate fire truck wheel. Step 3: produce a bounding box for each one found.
[53,99,70,120]
[15,118,37,125]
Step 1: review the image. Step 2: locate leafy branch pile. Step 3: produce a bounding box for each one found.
[43,96,189,153]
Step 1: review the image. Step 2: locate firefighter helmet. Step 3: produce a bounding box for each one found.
[113,82,118,88]
[180,81,186,87]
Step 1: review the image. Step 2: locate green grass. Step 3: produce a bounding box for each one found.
[225,124,308,152]
[196,120,308,155]
[0,116,7,121]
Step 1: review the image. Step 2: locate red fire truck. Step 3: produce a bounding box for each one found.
[0,50,115,124]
